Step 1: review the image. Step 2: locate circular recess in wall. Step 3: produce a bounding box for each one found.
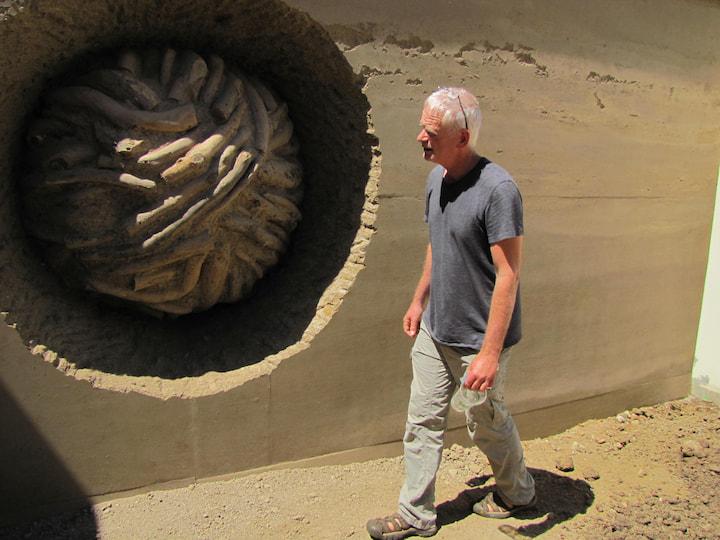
[0,0,379,398]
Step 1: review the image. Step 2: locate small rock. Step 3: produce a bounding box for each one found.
[616,414,627,423]
[681,439,707,458]
[555,455,574,472]
[583,467,600,481]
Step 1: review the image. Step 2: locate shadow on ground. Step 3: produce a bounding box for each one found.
[437,467,594,537]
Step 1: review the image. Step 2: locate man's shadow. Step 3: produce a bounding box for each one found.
[436,468,594,537]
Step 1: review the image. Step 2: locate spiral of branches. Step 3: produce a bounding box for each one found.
[22,48,303,315]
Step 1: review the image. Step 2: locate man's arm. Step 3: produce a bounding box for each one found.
[403,243,432,337]
[465,235,523,390]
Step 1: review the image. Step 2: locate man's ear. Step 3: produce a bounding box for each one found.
[457,129,470,147]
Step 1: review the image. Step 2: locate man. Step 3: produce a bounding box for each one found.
[366,87,535,540]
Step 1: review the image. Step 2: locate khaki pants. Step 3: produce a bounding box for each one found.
[398,322,535,529]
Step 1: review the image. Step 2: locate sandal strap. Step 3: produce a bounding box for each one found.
[482,492,511,512]
[384,513,409,532]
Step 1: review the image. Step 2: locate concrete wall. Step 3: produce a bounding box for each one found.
[694,166,720,404]
[1,0,719,524]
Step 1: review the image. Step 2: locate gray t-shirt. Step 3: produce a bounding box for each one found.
[422,158,523,350]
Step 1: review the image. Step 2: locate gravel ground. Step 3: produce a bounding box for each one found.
[2,397,718,539]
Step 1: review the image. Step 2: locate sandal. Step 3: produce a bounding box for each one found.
[473,491,537,519]
[366,513,438,539]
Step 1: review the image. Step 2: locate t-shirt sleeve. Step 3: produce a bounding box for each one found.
[424,187,431,223]
[424,173,436,224]
[485,180,524,243]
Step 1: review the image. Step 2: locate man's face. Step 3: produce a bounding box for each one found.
[416,105,458,166]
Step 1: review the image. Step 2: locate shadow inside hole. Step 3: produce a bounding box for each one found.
[1,1,376,381]
[436,468,594,536]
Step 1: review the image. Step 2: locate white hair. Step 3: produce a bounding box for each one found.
[424,87,482,153]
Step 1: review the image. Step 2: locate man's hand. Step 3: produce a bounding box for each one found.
[464,351,500,391]
[403,301,424,337]
[404,243,432,338]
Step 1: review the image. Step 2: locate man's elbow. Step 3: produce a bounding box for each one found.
[497,266,521,288]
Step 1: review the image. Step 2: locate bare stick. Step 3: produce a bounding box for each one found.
[268,117,294,152]
[200,55,225,104]
[142,151,257,248]
[233,248,264,279]
[240,76,270,154]
[217,126,252,177]
[168,51,208,103]
[269,102,289,131]
[262,191,302,222]
[89,253,205,303]
[115,138,148,157]
[161,96,249,183]
[213,149,255,197]
[119,173,157,189]
[198,250,229,307]
[99,232,211,272]
[129,178,207,235]
[138,137,195,166]
[117,50,142,77]
[50,87,199,132]
[252,78,278,112]
[160,48,177,88]
[78,69,161,110]
[32,168,156,192]
[39,141,97,170]
[133,267,178,291]
[255,158,302,190]
[210,74,243,123]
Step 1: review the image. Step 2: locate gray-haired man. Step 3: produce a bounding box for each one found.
[367,87,535,539]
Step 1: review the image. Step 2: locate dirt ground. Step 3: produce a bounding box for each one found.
[3,396,718,539]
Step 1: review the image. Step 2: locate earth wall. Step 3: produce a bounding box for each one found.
[1,0,719,524]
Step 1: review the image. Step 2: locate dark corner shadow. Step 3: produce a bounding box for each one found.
[436,467,594,537]
[0,381,97,539]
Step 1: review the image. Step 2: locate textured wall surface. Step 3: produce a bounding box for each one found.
[1,0,719,524]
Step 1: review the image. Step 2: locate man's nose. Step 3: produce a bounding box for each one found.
[417,129,427,142]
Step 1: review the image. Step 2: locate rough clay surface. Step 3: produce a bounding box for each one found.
[0,0,379,397]
[2,398,718,539]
